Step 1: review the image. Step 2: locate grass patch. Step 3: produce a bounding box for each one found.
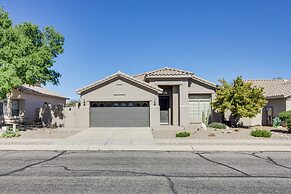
[176,131,191,138]
[1,129,21,138]
[250,129,272,138]
[208,122,227,129]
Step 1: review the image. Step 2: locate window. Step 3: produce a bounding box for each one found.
[0,102,3,115]
[12,100,20,116]
[189,95,211,122]
[89,101,149,107]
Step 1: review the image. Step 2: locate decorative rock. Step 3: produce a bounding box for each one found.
[200,123,207,131]
[1,126,8,131]
[12,124,17,132]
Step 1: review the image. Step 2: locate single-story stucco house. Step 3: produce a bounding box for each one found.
[0,85,67,124]
[239,79,291,126]
[69,67,218,129]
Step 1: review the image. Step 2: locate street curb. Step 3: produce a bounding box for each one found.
[1,144,291,152]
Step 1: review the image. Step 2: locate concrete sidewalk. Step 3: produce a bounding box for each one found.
[0,140,291,151]
[59,127,155,145]
[156,139,291,145]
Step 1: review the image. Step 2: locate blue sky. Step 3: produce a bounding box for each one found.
[2,0,291,99]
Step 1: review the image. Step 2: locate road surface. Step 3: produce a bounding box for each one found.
[0,150,290,193]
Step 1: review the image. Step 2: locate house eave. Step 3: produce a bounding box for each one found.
[77,72,163,95]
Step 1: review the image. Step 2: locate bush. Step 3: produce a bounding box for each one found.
[279,111,291,121]
[250,129,272,138]
[176,131,191,137]
[1,129,21,138]
[208,122,227,129]
[287,120,291,130]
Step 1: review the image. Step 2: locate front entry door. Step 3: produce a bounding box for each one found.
[159,96,169,124]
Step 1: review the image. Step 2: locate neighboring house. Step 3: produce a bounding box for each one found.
[72,67,217,129]
[241,79,291,126]
[0,85,67,124]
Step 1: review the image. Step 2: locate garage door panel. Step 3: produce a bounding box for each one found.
[90,107,149,127]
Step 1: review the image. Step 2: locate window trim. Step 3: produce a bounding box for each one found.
[12,99,20,117]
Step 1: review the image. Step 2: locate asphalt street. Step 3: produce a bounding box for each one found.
[0,150,290,194]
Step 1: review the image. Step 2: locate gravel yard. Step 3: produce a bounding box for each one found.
[153,126,291,140]
[18,127,83,139]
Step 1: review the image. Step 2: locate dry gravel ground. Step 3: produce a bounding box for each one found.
[18,128,82,139]
[153,126,291,140]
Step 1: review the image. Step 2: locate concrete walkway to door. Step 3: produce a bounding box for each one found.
[60,127,155,145]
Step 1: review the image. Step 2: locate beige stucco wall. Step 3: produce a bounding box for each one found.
[188,80,215,94]
[172,85,179,126]
[74,76,216,129]
[64,106,89,128]
[239,98,288,126]
[286,97,291,111]
[79,77,160,129]
[262,98,286,125]
[240,111,263,127]
[81,77,159,106]
[10,89,66,123]
[148,78,216,127]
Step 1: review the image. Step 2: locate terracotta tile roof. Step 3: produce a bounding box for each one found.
[248,79,291,99]
[133,67,193,80]
[133,67,216,88]
[19,85,68,99]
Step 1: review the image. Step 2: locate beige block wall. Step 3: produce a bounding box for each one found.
[240,111,263,127]
[64,106,90,128]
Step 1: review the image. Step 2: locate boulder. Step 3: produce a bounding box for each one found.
[200,123,207,131]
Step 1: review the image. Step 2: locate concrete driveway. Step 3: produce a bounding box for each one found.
[61,127,155,145]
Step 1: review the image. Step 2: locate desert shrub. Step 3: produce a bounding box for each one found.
[287,120,291,130]
[250,129,272,138]
[176,131,191,137]
[1,129,21,138]
[208,122,227,129]
[272,117,281,128]
[279,111,291,121]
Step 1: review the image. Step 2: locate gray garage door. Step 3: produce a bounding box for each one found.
[90,101,150,127]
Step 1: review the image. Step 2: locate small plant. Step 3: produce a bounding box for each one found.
[208,133,215,137]
[287,119,291,131]
[202,110,210,125]
[250,129,272,138]
[176,131,191,137]
[1,129,21,138]
[208,122,227,129]
[272,117,281,128]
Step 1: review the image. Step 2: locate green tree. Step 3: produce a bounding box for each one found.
[212,76,266,126]
[66,99,80,107]
[0,8,64,99]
